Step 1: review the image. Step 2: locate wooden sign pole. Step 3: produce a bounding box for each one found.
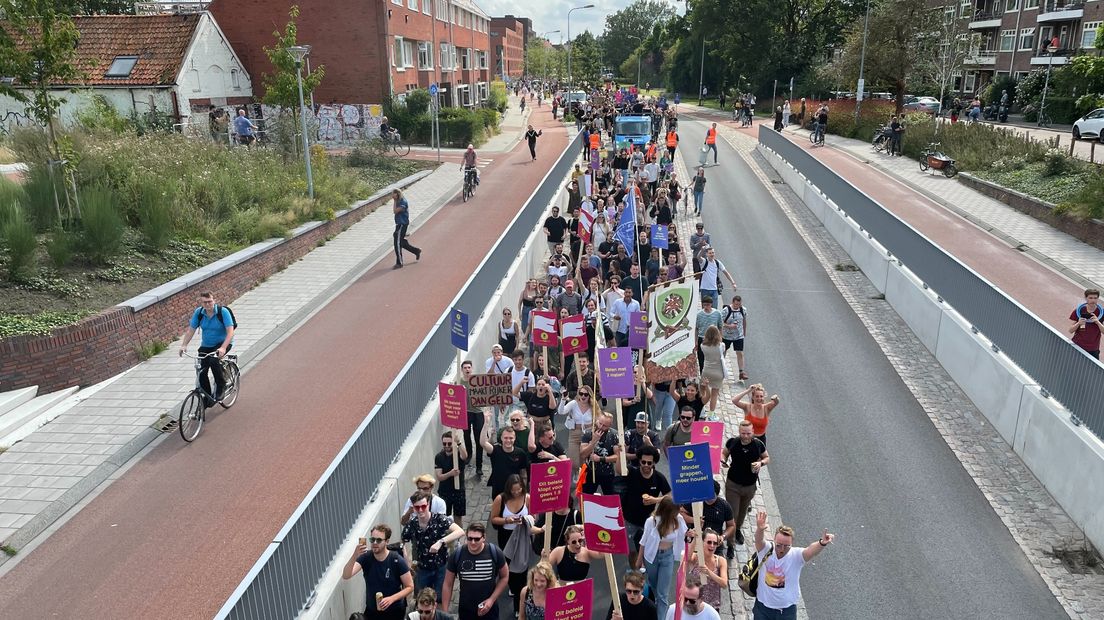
[543,516,553,554]
[692,502,706,568]
[452,429,460,473]
[604,553,622,614]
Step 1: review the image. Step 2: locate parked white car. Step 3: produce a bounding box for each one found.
[904,96,941,115]
[1072,108,1104,141]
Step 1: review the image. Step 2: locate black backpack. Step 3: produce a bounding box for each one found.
[194,304,238,329]
[738,544,773,597]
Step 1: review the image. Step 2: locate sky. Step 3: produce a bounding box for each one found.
[477,0,685,45]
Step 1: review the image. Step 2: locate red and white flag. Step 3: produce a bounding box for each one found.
[581,494,629,554]
[578,208,596,244]
[531,310,559,347]
[560,314,588,355]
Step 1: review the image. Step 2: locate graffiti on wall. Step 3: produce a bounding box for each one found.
[315,104,384,144]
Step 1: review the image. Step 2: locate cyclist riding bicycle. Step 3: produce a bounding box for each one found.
[813,105,828,144]
[380,116,401,143]
[463,143,479,186]
[179,291,235,408]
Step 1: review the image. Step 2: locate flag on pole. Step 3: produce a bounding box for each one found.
[615,189,637,257]
[581,494,629,554]
[531,310,559,346]
[578,208,596,245]
[560,314,588,355]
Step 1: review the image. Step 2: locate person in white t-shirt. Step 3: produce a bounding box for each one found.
[752,510,835,620]
[697,247,735,304]
[663,580,720,620]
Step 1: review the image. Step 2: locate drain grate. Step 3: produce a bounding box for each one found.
[152,414,177,434]
[1049,545,1103,576]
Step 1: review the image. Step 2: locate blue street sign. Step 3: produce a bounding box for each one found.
[650,224,668,250]
[667,442,715,504]
[450,307,468,351]
[429,83,439,96]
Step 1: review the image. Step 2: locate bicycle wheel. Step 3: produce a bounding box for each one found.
[919,158,930,172]
[392,141,411,157]
[810,131,817,144]
[179,391,205,442]
[1039,114,1051,129]
[943,163,958,178]
[219,362,241,408]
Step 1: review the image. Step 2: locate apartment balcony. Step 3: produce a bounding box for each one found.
[1038,0,1084,22]
[968,9,1002,30]
[1030,48,1074,65]
[965,49,999,66]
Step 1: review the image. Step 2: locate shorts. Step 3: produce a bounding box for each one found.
[237,134,255,146]
[439,488,466,517]
[723,338,744,352]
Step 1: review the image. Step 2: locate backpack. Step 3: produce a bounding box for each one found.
[451,541,504,572]
[738,544,773,597]
[194,304,238,329]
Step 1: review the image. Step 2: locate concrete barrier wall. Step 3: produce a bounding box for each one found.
[758,143,1104,553]
[300,162,576,620]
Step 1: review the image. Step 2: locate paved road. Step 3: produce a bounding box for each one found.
[677,117,1067,619]
[0,111,568,619]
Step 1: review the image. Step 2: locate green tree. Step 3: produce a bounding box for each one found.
[261,5,324,110]
[71,0,134,13]
[568,31,602,87]
[602,0,676,75]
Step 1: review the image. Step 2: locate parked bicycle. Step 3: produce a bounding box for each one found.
[1037,106,1052,129]
[871,124,892,153]
[179,351,240,442]
[919,142,958,178]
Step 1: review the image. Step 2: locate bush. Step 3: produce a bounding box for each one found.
[0,177,26,213]
[75,94,132,134]
[477,108,499,130]
[9,126,52,165]
[438,108,486,147]
[1061,173,1104,220]
[405,89,431,116]
[487,81,508,113]
[1042,148,1072,177]
[1,207,37,281]
[79,185,125,264]
[137,180,173,249]
[982,76,1017,112]
[45,227,73,268]
[1076,93,1104,118]
[1043,96,1079,124]
[818,99,896,141]
[901,117,1048,171]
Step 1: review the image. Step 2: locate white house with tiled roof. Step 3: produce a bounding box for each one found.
[0,11,252,132]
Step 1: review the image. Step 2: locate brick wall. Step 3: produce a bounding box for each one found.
[0,189,398,394]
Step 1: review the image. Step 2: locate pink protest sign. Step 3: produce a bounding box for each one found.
[691,421,724,473]
[529,461,572,514]
[438,383,467,430]
[546,579,593,620]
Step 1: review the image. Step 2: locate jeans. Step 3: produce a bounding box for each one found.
[694,191,704,215]
[706,143,717,163]
[645,547,675,620]
[415,564,446,599]
[753,600,798,620]
[699,289,718,305]
[621,168,630,186]
[652,389,676,430]
[616,331,630,347]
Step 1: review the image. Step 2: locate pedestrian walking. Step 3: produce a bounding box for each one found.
[526,125,543,160]
[691,168,706,216]
[704,123,718,164]
[342,524,415,619]
[232,108,257,146]
[782,100,791,130]
[751,511,835,620]
[401,491,465,596]
[441,523,509,620]
[798,98,806,127]
[392,189,421,269]
[732,383,779,445]
[722,295,748,381]
[1069,288,1103,359]
[773,106,783,132]
[723,420,768,546]
[634,497,689,620]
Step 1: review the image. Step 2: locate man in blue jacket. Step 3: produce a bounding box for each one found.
[392,189,422,269]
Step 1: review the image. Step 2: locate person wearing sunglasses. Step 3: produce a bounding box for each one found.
[442,523,509,620]
[662,406,697,453]
[547,525,602,583]
[406,587,454,620]
[342,524,414,619]
[664,577,720,620]
[401,474,448,526]
[402,491,465,599]
[685,528,728,611]
[606,571,655,620]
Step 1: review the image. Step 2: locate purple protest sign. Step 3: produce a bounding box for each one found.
[628,311,648,349]
[597,347,634,398]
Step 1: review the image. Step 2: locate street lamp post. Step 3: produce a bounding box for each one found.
[1039,43,1058,127]
[540,30,560,86]
[854,0,871,122]
[287,45,314,200]
[697,38,706,106]
[567,3,594,89]
[627,34,643,87]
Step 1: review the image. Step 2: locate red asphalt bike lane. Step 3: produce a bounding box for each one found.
[704,113,1083,331]
[0,110,567,619]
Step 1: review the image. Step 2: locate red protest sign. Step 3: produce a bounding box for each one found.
[530,461,572,514]
[560,314,588,356]
[691,421,724,473]
[438,383,467,429]
[581,494,629,554]
[531,310,559,347]
[546,579,593,620]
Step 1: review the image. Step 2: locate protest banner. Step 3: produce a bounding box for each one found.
[596,348,634,398]
[667,443,714,567]
[644,274,701,383]
[467,373,512,408]
[438,383,467,430]
[560,315,588,356]
[546,578,594,620]
[581,494,629,554]
[531,461,573,552]
[691,421,724,473]
[628,311,648,350]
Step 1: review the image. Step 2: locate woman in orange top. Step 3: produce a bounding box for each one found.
[732,383,780,445]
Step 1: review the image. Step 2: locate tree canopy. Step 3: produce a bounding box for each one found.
[601,0,676,77]
[261,5,324,109]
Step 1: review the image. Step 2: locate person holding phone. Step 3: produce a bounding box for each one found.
[1069,288,1102,359]
[342,524,415,619]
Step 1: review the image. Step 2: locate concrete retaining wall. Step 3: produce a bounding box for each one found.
[758,143,1104,554]
[299,162,576,620]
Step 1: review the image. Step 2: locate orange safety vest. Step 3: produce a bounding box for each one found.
[706,127,717,144]
[646,143,657,160]
[589,132,600,150]
[666,132,678,147]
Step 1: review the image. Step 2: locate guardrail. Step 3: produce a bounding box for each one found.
[215,131,584,620]
[758,125,1104,440]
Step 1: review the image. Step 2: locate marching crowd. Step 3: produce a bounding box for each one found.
[349,82,835,620]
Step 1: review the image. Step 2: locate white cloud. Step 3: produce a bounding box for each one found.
[477,0,684,46]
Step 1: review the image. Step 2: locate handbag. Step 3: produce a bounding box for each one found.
[738,543,773,597]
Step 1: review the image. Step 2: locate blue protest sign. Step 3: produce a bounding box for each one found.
[650,224,668,250]
[450,307,469,351]
[667,442,715,504]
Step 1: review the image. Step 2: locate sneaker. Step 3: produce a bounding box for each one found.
[415,249,422,261]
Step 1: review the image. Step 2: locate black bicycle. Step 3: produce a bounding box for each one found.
[463,166,478,202]
[179,351,240,442]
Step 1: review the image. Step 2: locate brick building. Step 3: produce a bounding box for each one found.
[208,0,492,107]
[960,0,1102,93]
[490,15,527,80]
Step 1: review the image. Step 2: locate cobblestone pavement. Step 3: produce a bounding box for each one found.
[0,164,463,555]
[711,121,1104,619]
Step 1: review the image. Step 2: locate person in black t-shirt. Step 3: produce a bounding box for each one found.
[580,411,622,495]
[543,207,569,254]
[442,523,509,620]
[518,381,557,423]
[530,422,568,463]
[606,572,656,620]
[342,524,414,619]
[723,420,768,548]
[434,430,470,524]
[481,425,530,499]
[622,446,670,563]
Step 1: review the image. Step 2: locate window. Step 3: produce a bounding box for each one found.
[1083,22,1100,49]
[394,37,403,68]
[1024,0,1038,8]
[478,50,488,69]
[392,0,401,4]
[422,0,430,14]
[479,82,488,99]
[408,0,417,9]
[418,41,433,69]
[945,6,957,22]
[436,0,447,21]
[461,48,471,70]
[1004,0,1017,11]
[1000,29,1015,51]
[404,40,415,68]
[1018,27,1034,51]
[964,71,977,92]
[393,37,413,69]
[960,0,971,16]
[105,55,138,78]
[231,68,241,89]
[440,43,452,69]
[1015,71,1029,80]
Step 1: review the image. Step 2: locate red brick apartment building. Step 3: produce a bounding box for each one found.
[958,0,1102,92]
[209,0,492,107]
[490,15,527,80]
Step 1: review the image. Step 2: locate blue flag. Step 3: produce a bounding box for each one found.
[615,189,637,257]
